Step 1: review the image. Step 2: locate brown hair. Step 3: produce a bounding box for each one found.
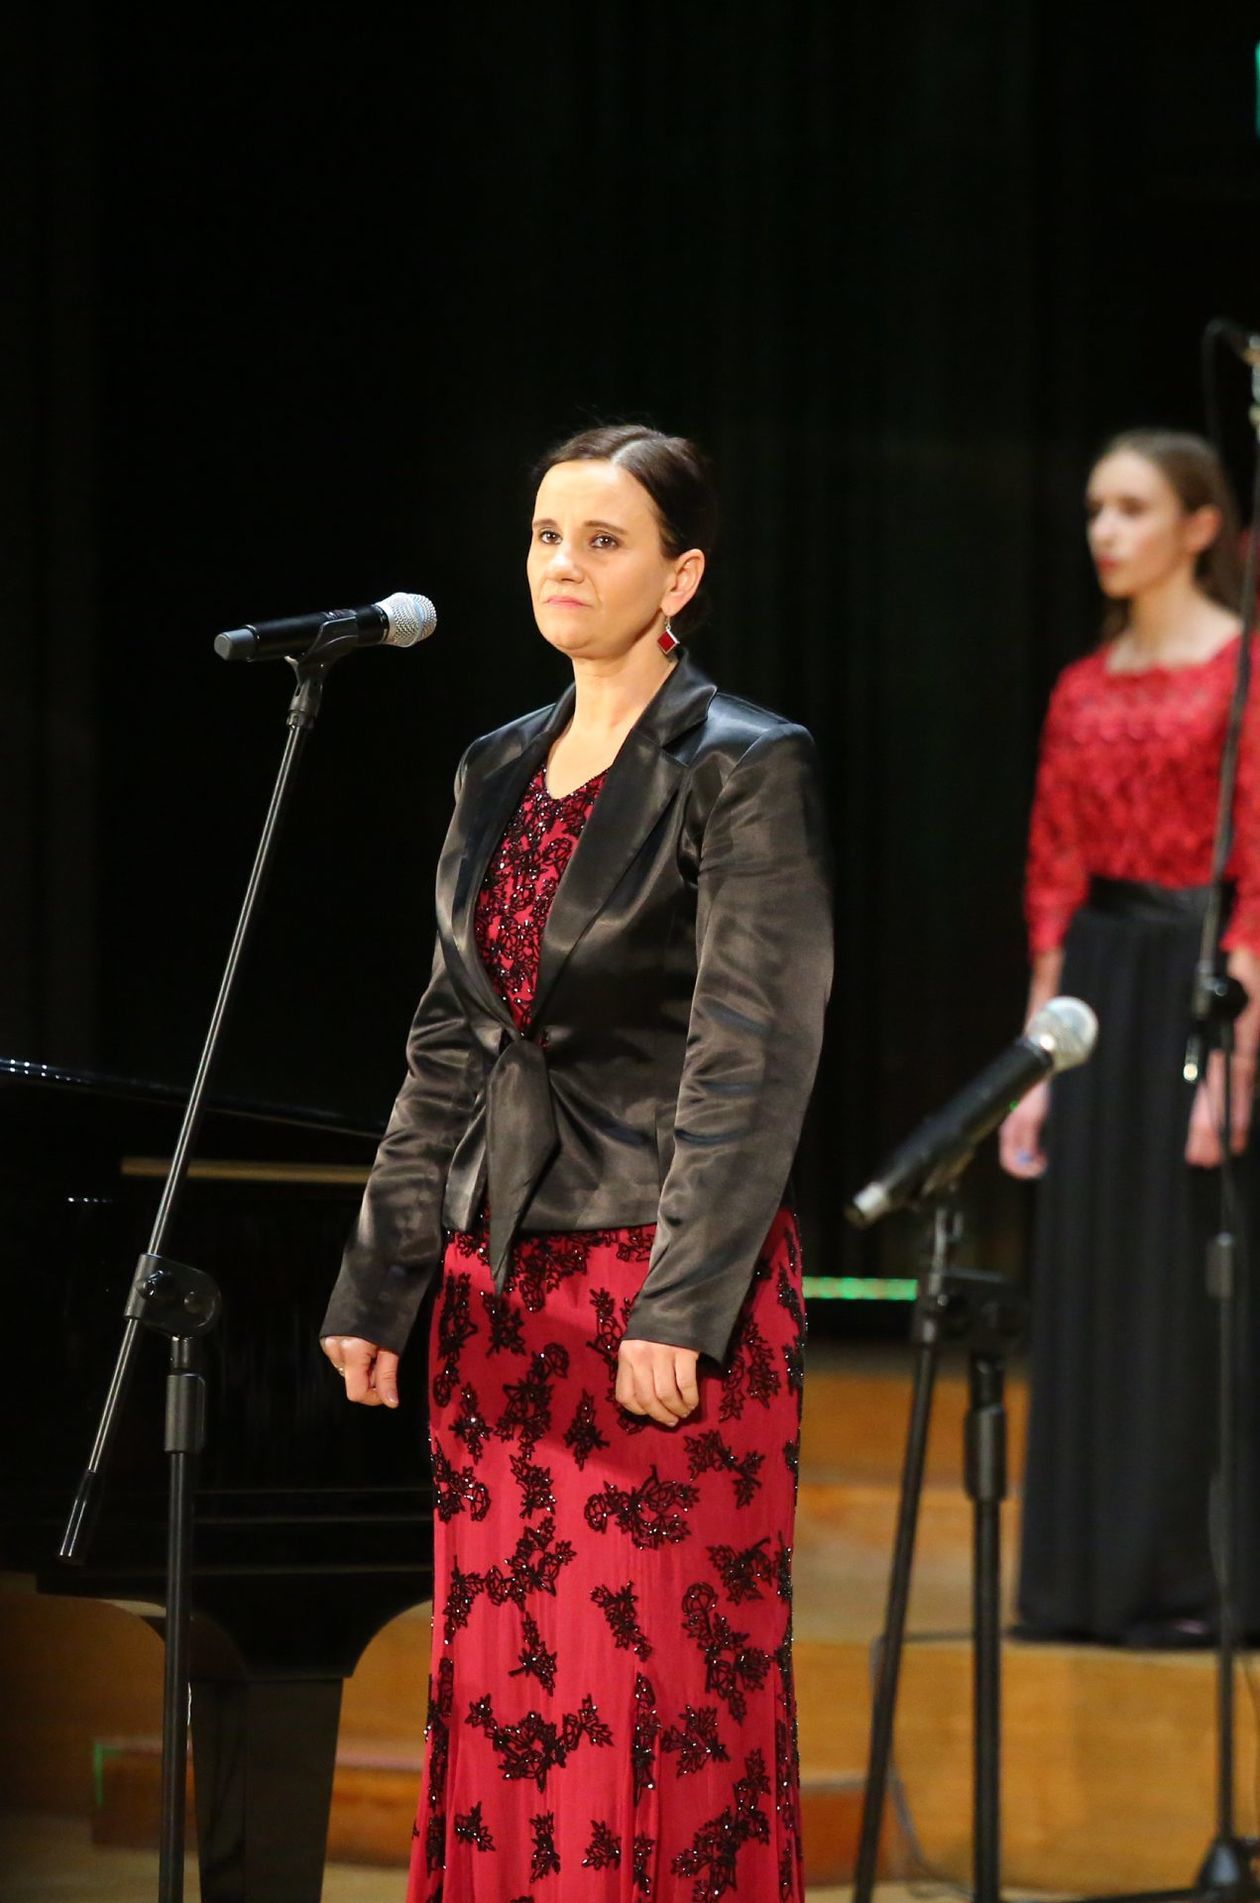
[532,423,719,635]
[1093,429,1244,639]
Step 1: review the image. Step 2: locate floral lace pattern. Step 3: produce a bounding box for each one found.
[475,766,607,1029]
[408,765,806,1900]
[410,1211,806,1901]
[1026,638,1260,954]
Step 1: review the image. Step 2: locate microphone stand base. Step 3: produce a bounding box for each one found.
[1198,1835,1258,1894]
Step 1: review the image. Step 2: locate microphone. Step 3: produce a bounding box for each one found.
[214,591,437,663]
[846,996,1098,1228]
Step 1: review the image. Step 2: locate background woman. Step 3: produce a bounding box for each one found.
[1002,429,1256,1645]
[320,424,832,1898]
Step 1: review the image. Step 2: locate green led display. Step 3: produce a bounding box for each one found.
[801,1275,918,1302]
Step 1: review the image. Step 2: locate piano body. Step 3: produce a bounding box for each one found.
[0,1056,433,1902]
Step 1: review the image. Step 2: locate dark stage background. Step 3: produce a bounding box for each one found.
[6,6,1260,1297]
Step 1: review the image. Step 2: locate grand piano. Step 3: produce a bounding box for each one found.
[0,1055,433,1902]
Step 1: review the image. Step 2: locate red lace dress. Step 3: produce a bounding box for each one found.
[408,767,806,1902]
[1025,636,1260,955]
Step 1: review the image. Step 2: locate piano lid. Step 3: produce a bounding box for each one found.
[0,1054,383,1142]
[0,1051,433,1663]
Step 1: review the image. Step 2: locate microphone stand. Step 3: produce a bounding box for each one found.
[1180,346,1260,1903]
[60,619,367,1903]
[1064,336,1260,1903]
[852,1169,1026,1903]
[857,331,1260,1903]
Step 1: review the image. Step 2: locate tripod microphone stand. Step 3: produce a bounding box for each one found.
[851,326,1260,1903]
[845,999,1095,1900]
[851,1182,1025,1903]
[1179,329,1260,1903]
[59,619,390,1903]
[1068,328,1260,1903]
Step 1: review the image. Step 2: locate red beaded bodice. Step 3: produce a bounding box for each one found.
[474,765,606,1029]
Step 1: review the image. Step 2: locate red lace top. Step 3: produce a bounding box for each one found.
[1026,636,1260,956]
[474,764,607,1029]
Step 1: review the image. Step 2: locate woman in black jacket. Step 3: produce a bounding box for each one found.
[321,424,832,1901]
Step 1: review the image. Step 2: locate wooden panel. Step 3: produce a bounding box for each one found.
[0,1580,432,1820]
[895,1637,1260,1892]
[794,1638,878,1776]
[0,1579,164,1815]
[800,1360,1029,1488]
[338,1603,429,1750]
[90,1741,899,1883]
[793,1479,1020,1642]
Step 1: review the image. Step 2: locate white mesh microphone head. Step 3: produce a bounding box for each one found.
[377,592,438,648]
[1027,996,1098,1073]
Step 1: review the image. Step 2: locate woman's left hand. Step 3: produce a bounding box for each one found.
[1186,1050,1256,1167]
[616,1339,701,1427]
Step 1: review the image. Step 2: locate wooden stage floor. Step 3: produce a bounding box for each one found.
[0,1813,881,1901]
[1,1336,1253,1895]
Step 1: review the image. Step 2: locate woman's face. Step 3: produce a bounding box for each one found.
[528,459,700,659]
[1085,450,1217,599]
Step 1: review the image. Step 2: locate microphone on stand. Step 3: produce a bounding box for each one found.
[846,996,1098,1228]
[215,592,437,663]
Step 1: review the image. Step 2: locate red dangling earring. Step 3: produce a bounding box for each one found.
[657,617,680,656]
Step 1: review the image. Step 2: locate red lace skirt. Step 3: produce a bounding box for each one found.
[408,1207,806,1901]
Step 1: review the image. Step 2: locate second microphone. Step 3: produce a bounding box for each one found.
[847,996,1098,1228]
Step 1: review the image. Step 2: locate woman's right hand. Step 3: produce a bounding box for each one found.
[616,1339,701,1427]
[321,1335,401,1408]
[999,1079,1050,1179]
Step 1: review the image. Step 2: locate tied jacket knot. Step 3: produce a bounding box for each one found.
[320,654,833,1364]
[484,1029,556,1286]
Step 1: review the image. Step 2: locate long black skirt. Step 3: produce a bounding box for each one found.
[1017,880,1260,1643]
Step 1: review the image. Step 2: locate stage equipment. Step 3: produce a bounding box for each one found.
[1068,322,1260,1903]
[214,590,437,662]
[847,996,1096,1228]
[60,598,436,1903]
[847,1181,1054,1903]
[0,1058,433,1902]
[854,320,1260,1903]
[848,1006,1095,1903]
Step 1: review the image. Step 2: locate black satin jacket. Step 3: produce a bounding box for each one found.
[319,653,833,1365]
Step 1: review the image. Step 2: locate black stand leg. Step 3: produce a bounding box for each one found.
[968,1350,1006,1903]
[853,1204,956,1903]
[1199,1206,1250,1893]
[191,1679,344,1903]
[159,1337,207,1902]
[854,1196,1023,1903]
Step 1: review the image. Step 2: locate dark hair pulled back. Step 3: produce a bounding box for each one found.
[533,422,719,635]
[1095,429,1243,638]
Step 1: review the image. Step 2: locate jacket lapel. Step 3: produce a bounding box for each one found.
[531,654,717,1020]
[446,654,717,1031]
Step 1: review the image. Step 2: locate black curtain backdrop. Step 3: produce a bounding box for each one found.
[6,5,1259,1291]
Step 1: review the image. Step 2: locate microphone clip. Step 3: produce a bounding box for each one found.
[1184,960,1249,1083]
[285,615,364,730]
